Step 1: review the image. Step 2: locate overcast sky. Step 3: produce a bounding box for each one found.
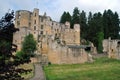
[0,0,120,21]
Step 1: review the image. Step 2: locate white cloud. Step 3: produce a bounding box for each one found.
[78,0,120,13]
[0,0,120,21]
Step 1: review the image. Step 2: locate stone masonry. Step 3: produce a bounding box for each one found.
[13,8,93,64]
[103,37,120,59]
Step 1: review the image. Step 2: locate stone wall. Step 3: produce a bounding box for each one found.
[47,40,89,64]
[15,10,31,28]
[13,8,92,64]
[103,38,120,59]
[13,27,30,51]
[61,24,80,45]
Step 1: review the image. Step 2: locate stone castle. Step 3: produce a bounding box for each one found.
[13,8,94,64]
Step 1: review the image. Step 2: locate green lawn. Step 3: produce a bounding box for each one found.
[44,57,120,80]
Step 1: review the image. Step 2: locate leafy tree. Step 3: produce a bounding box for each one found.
[0,11,31,80]
[97,32,104,52]
[15,51,30,63]
[22,33,37,57]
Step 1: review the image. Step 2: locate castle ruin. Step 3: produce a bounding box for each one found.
[103,37,120,59]
[13,8,94,64]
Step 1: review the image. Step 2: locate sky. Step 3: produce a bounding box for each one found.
[0,0,120,21]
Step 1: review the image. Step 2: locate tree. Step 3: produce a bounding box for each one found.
[87,12,104,52]
[88,12,92,23]
[60,11,71,24]
[60,11,67,23]
[112,12,120,38]
[71,7,80,28]
[103,9,120,39]
[22,33,37,57]
[0,11,31,79]
[97,32,104,52]
[66,12,71,22]
[80,10,87,39]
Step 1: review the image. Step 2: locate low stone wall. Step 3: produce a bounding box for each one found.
[47,41,89,64]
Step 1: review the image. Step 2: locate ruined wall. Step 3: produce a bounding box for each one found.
[14,8,81,53]
[14,8,89,64]
[62,24,80,45]
[13,27,30,51]
[41,36,49,54]
[47,40,88,64]
[103,38,120,59]
[74,24,80,45]
[103,39,109,53]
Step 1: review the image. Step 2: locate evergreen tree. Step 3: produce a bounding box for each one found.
[112,12,120,38]
[103,10,108,39]
[88,12,92,23]
[60,12,71,24]
[71,7,80,28]
[80,10,87,39]
[87,12,93,40]
[87,12,104,52]
[60,11,67,23]
[66,12,71,22]
[103,9,120,39]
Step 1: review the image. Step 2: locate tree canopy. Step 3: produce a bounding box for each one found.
[22,33,37,57]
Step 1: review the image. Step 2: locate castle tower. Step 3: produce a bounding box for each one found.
[32,8,39,30]
[15,10,32,28]
[14,10,33,51]
[32,8,40,40]
[74,24,80,45]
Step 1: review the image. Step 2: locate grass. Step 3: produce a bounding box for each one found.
[44,57,120,80]
[18,63,34,80]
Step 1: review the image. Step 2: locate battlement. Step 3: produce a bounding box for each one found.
[65,21,70,29]
[74,24,80,32]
